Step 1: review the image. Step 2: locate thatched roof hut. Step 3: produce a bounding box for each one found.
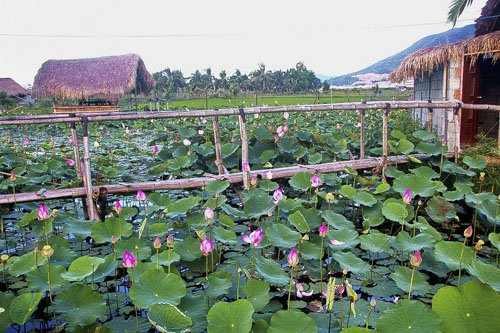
[475,0,500,36]
[0,78,28,97]
[390,31,500,82]
[32,54,155,100]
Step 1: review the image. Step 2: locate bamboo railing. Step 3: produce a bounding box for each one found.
[1,100,499,217]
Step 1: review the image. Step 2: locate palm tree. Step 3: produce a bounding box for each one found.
[448,0,474,26]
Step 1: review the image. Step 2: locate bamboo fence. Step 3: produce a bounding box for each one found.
[1,100,499,218]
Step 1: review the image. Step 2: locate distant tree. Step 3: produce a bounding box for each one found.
[322,80,331,92]
[448,0,474,26]
[0,91,17,111]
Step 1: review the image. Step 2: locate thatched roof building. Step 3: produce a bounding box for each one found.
[0,78,28,97]
[32,53,155,100]
[390,31,500,82]
[475,0,500,36]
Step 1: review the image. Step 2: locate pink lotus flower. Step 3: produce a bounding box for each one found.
[464,226,473,238]
[283,125,289,133]
[319,223,327,237]
[296,282,313,298]
[402,189,412,204]
[114,201,122,214]
[200,238,214,256]
[37,204,50,221]
[242,163,250,172]
[330,239,346,246]
[242,229,263,247]
[337,284,345,294]
[273,188,283,204]
[274,134,279,142]
[152,145,159,154]
[123,251,137,268]
[204,207,214,222]
[277,126,286,137]
[66,158,75,166]
[23,137,29,147]
[68,136,74,143]
[137,190,147,201]
[410,251,422,267]
[311,174,322,188]
[288,248,299,268]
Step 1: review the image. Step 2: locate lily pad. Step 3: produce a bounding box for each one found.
[207,299,254,333]
[9,292,42,325]
[434,241,475,271]
[432,281,500,333]
[390,266,432,295]
[242,279,270,312]
[255,256,290,286]
[465,260,500,292]
[288,211,310,233]
[359,230,392,253]
[91,216,133,243]
[289,172,313,192]
[175,236,204,262]
[425,196,455,223]
[268,310,318,333]
[61,256,106,281]
[377,300,441,333]
[382,202,408,223]
[266,224,301,248]
[130,269,186,308]
[53,285,106,327]
[148,303,193,333]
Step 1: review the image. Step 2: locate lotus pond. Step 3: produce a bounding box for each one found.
[0,108,499,332]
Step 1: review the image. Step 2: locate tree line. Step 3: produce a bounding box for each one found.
[152,62,330,99]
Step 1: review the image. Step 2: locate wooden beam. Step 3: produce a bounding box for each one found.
[359,109,365,159]
[239,109,250,189]
[81,117,96,220]
[211,114,225,175]
[0,153,453,205]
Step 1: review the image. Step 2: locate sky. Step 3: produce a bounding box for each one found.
[0,0,488,85]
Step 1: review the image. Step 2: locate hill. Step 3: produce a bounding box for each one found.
[329,24,475,86]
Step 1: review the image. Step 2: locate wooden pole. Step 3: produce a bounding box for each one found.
[81,117,96,220]
[382,105,389,159]
[359,109,365,159]
[239,108,250,189]
[0,154,452,205]
[212,113,225,175]
[454,107,461,163]
[428,100,433,132]
[69,115,83,180]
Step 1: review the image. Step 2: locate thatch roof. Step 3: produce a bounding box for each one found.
[0,78,28,96]
[32,54,155,100]
[390,31,500,82]
[475,0,500,36]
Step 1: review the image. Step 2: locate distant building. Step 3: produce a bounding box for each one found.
[32,53,155,113]
[0,77,29,100]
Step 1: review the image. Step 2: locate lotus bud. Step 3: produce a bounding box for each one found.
[266,171,273,180]
[276,126,285,137]
[242,163,250,172]
[204,207,214,222]
[152,145,159,154]
[167,234,174,247]
[283,112,289,119]
[66,158,75,166]
[114,201,122,214]
[37,204,51,221]
[198,129,204,135]
[24,137,29,146]
[311,174,322,188]
[200,238,214,256]
[464,226,473,238]
[274,134,279,142]
[93,141,100,148]
[68,135,74,143]
[1,254,9,266]
[41,245,54,258]
[9,173,16,181]
[410,251,422,267]
[326,192,335,202]
[337,283,345,294]
[475,239,485,251]
[153,236,162,249]
[343,267,349,276]
[123,251,137,268]
[370,298,377,307]
[250,175,258,187]
[182,139,191,147]
[479,172,485,182]
[402,189,412,204]
[111,235,117,244]
[319,223,327,237]
[287,248,299,268]
[136,189,147,201]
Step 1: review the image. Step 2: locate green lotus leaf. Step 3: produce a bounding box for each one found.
[327,228,359,250]
[465,260,500,292]
[339,185,356,199]
[92,254,118,281]
[390,266,432,295]
[268,310,318,333]
[434,241,475,271]
[206,271,233,298]
[255,255,290,286]
[91,216,133,243]
[353,191,377,207]
[9,292,42,325]
[174,236,203,262]
[288,210,310,233]
[130,269,186,309]
[394,231,436,252]
[374,183,391,194]
[432,281,500,333]
[462,155,487,170]
[413,130,436,141]
[205,180,230,196]
[425,196,456,223]
[61,256,106,281]
[63,218,95,238]
[163,196,201,217]
[8,251,47,276]
[46,235,78,267]
[382,202,408,223]
[359,230,392,253]
[489,232,500,251]
[300,241,321,260]
[377,299,441,333]
[289,172,313,191]
[115,237,152,260]
[242,279,270,312]
[213,226,237,244]
[265,224,301,248]
[148,303,192,333]
[0,292,14,332]
[148,223,169,237]
[243,193,275,219]
[26,264,67,292]
[157,249,181,266]
[331,252,370,275]
[207,299,254,333]
[393,174,436,197]
[178,294,208,333]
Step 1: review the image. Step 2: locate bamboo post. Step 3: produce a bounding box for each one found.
[382,104,389,159]
[69,114,82,180]
[359,109,365,159]
[239,108,250,189]
[81,117,96,220]
[428,100,433,132]
[454,107,460,163]
[212,112,225,175]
